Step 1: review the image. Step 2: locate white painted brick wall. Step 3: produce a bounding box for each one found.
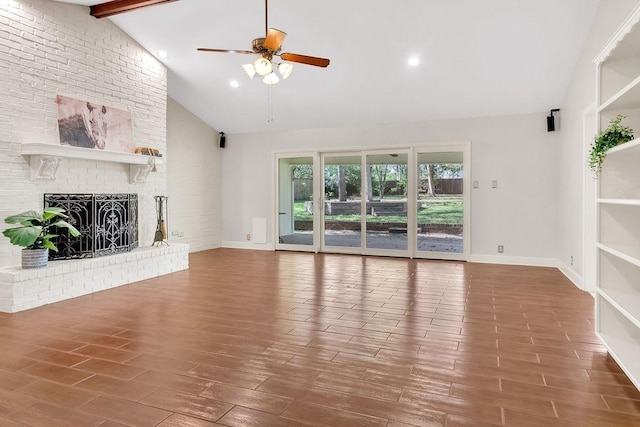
[166,98,222,252]
[0,0,167,268]
[0,243,189,313]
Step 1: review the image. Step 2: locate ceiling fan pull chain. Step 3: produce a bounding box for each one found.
[267,84,274,123]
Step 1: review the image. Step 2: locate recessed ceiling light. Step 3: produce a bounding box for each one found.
[157,50,168,59]
[408,57,420,67]
[230,80,240,88]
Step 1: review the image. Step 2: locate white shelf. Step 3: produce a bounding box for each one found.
[597,243,640,268]
[595,4,640,394]
[597,198,640,206]
[597,288,640,329]
[21,143,162,183]
[605,136,640,156]
[596,329,640,391]
[598,75,640,112]
[596,296,640,391]
[21,142,162,165]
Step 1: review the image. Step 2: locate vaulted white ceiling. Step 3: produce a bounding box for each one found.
[56,0,599,134]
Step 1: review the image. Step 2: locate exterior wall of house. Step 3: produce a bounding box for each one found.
[0,0,167,268]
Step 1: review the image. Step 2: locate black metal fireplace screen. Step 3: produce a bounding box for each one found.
[44,193,138,260]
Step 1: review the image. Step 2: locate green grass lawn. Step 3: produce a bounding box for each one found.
[294,196,462,224]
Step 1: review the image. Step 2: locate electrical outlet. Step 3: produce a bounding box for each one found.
[491,180,498,189]
[172,231,179,236]
[246,233,251,241]
[498,245,504,253]
[570,255,574,266]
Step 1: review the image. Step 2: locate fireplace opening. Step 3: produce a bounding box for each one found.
[44,193,138,260]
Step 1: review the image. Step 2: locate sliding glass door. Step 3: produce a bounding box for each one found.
[365,152,409,254]
[322,153,363,252]
[415,147,469,260]
[275,144,469,260]
[275,154,317,251]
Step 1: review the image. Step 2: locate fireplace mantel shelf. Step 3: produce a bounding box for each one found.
[21,143,163,183]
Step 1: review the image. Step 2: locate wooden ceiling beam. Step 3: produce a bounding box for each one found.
[90,0,179,19]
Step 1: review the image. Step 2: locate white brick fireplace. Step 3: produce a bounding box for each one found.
[0,0,189,312]
[0,244,189,313]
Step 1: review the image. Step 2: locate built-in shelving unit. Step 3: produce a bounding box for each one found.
[21,142,162,183]
[594,4,640,392]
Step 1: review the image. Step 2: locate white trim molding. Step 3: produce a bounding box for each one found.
[468,254,558,268]
[556,260,584,290]
[221,241,275,251]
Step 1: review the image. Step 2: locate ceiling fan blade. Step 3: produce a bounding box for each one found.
[280,53,330,68]
[197,48,254,54]
[264,28,287,51]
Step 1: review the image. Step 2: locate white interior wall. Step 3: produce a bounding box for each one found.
[557,0,640,289]
[0,0,167,268]
[166,97,222,251]
[221,113,560,263]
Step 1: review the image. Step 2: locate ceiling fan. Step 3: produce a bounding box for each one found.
[197,0,330,84]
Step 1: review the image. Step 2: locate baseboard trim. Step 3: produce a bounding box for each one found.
[556,260,584,290]
[221,241,275,251]
[468,254,557,267]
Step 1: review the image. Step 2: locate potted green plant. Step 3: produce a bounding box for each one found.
[3,206,80,269]
[589,115,635,174]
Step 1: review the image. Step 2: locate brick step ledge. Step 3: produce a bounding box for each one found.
[0,243,189,313]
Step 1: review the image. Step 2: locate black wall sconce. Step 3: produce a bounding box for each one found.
[547,109,560,132]
[219,131,226,148]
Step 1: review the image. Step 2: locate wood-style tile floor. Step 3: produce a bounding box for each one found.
[0,249,639,426]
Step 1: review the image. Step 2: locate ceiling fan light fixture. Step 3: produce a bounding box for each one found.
[254,57,273,76]
[278,62,293,79]
[263,72,280,85]
[242,64,256,79]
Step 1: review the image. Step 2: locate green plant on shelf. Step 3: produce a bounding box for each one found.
[589,114,635,175]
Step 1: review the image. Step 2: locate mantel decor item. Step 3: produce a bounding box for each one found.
[589,114,635,174]
[2,207,80,269]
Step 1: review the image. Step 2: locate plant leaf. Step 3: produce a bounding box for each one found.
[50,220,80,237]
[2,226,41,247]
[42,240,58,251]
[4,210,43,225]
[43,206,68,221]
